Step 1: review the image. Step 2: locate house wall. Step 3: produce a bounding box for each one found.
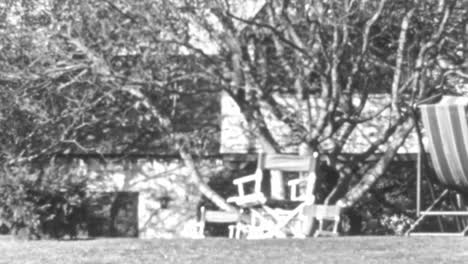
[76,158,221,238]
[220,91,420,154]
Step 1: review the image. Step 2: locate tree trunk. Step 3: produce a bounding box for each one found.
[179,147,237,212]
[324,165,353,205]
[337,119,415,207]
[225,91,286,200]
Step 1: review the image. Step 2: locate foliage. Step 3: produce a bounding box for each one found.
[143,0,468,206]
[354,160,464,235]
[379,214,414,235]
[1,0,468,218]
[0,0,229,211]
[0,0,220,163]
[0,162,88,239]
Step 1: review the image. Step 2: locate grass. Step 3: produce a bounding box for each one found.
[1,236,468,264]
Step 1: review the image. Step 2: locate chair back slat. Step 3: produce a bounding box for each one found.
[420,96,468,191]
[259,154,317,172]
[303,205,341,219]
[205,210,240,223]
[315,205,341,220]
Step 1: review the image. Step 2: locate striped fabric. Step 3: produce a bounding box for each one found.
[420,96,468,191]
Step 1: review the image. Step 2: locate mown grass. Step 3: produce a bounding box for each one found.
[1,236,468,264]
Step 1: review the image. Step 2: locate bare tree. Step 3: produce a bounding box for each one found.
[2,0,468,211]
[0,0,234,210]
[159,0,468,206]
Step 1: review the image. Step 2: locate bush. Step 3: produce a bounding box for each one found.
[0,162,88,239]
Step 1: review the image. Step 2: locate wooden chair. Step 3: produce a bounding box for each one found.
[227,152,319,238]
[311,205,342,237]
[298,204,342,237]
[227,153,319,206]
[195,206,242,238]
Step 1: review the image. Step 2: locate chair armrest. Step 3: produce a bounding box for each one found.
[287,178,307,186]
[227,193,266,207]
[233,173,259,185]
[288,178,308,201]
[231,170,263,199]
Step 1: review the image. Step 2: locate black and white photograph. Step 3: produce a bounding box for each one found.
[1,0,468,263]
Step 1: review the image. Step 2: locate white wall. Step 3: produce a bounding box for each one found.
[78,158,220,238]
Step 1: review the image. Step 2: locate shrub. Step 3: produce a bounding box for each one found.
[0,162,88,239]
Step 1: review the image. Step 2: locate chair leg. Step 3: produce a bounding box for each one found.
[247,208,286,239]
[261,205,308,238]
[193,221,205,239]
[314,220,324,237]
[228,225,235,239]
[405,190,449,235]
[235,223,249,239]
[332,217,340,235]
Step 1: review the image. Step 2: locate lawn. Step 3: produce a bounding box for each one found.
[1,236,468,264]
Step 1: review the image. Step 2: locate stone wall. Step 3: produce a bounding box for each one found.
[76,158,221,239]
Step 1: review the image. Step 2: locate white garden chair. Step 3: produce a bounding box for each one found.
[227,152,319,238]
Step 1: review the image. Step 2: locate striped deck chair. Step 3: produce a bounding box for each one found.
[406,96,468,236]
